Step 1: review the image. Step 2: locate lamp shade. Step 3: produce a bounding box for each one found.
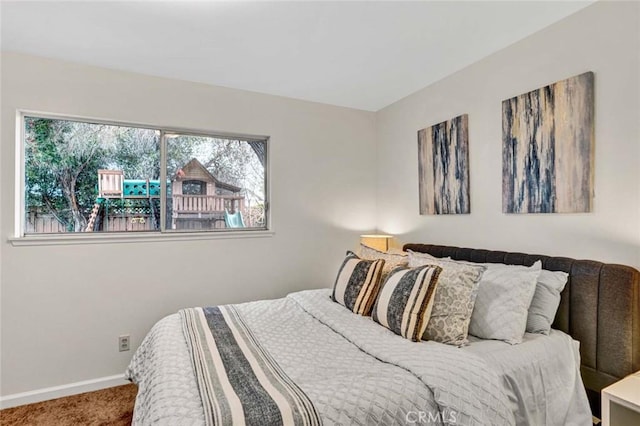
[360,234,393,252]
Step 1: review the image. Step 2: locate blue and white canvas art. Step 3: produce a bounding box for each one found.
[502,72,594,213]
[418,114,470,215]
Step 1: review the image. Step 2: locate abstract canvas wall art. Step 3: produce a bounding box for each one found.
[418,114,470,215]
[502,72,594,213]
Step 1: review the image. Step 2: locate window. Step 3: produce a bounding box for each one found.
[21,114,268,236]
[165,133,266,231]
[182,180,206,195]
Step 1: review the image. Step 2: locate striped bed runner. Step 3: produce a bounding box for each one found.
[180,306,321,426]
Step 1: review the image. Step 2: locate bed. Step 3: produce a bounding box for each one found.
[126,243,640,425]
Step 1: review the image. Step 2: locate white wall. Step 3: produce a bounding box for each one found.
[376,1,640,269]
[0,53,377,396]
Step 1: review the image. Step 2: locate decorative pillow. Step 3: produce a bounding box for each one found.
[526,269,568,334]
[407,251,486,346]
[468,261,542,344]
[358,243,408,282]
[372,265,442,341]
[407,250,441,263]
[332,251,385,316]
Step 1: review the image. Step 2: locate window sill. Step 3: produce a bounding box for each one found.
[8,230,275,247]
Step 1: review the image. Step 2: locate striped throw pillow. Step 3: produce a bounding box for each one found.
[372,265,442,341]
[332,251,385,315]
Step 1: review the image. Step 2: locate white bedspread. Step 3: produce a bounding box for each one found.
[465,331,591,426]
[126,288,591,425]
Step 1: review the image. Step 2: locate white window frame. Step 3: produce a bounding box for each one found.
[11,110,273,246]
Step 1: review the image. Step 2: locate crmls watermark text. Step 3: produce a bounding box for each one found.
[405,410,458,424]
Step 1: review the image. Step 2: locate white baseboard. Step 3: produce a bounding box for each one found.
[0,374,130,409]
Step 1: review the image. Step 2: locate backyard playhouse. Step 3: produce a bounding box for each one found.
[85,158,246,232]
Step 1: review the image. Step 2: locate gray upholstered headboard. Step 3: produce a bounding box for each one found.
[403,243,640,416]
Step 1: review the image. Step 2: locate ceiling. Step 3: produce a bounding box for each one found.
[1,1,593,111]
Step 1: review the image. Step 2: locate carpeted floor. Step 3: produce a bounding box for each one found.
[0,384,137,426]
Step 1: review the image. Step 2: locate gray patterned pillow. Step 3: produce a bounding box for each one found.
[468,261,542,344]
[407,251,485,346]
[358,244,408,282]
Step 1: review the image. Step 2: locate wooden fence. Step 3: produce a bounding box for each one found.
[25,214,68,233]
[26,213,154,233]
[27,206,262,233]
[100,215,155,232]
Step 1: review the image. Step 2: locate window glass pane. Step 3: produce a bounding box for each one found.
[166,135,267,231]
[24,117,160,233]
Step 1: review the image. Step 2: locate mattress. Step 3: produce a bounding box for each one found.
[126,289,591,425]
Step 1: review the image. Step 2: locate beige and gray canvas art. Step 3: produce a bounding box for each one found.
[418,114,470,215]
[502,72,594,213]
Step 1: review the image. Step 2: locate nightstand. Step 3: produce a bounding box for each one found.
[601,371,640,426]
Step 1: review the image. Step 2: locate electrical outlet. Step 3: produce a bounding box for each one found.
[119,335,130,352]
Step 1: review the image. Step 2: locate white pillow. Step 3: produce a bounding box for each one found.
[407,251,546,343]
[468,261,541,344]
[358,243,408,282]
[526,269,568,334]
